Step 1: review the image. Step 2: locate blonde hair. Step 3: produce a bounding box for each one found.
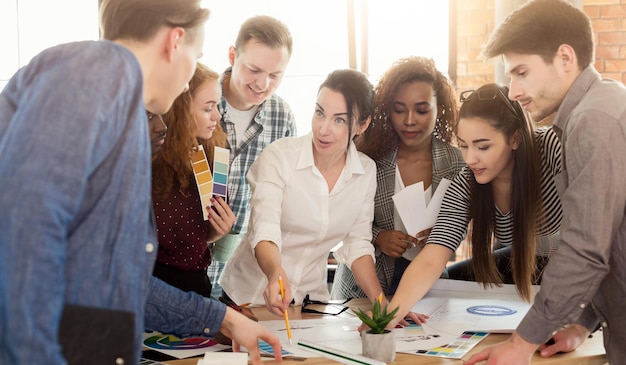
[100,0,209,43]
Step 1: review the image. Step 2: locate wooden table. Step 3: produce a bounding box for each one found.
[164,299,606,365]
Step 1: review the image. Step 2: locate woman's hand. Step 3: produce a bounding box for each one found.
[399,311,429,326]
[415,228,432,248]
[357,311,429,333]
[263,268,292,317]
[206,195,236,243]
[375,230,418,258]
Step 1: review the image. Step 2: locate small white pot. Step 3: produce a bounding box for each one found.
[362,329,396,363]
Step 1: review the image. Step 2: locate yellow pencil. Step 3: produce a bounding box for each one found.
[278,274,293,345]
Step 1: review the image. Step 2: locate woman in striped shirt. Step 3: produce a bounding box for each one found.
[444,84,562,301]
[376,83,562,329]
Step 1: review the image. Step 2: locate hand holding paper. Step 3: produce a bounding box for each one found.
[392,179,452,260]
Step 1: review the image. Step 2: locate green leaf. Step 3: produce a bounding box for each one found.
[355,303,400,334]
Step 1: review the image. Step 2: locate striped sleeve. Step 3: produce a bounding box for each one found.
[427,128,562,256]
[534,127,563,255]
[426,168,473,251]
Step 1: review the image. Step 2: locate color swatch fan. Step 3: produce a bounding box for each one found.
[212,147,229,202]
[190,145,229,221]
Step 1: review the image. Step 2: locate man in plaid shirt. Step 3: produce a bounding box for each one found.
[208,15,297,298]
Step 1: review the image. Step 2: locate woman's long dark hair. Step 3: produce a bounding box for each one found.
[459,83,541,301]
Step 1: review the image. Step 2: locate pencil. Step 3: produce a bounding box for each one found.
[278,274,293,345]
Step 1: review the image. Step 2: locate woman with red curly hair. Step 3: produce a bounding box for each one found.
[152,62,235,298]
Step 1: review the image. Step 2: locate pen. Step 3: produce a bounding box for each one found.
[278,274,293,345]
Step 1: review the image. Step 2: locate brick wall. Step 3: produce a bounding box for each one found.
[586,0,626,84]
[456,0,496,91]
[455,0,626,91]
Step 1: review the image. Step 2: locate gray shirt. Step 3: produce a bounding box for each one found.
[517,66,626,364]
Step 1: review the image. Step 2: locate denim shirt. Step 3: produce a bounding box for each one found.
[0,41,226,365]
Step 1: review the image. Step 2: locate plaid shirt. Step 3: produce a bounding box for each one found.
[219,69,297,232]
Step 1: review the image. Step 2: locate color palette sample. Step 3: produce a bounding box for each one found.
[259,340,292,357]
[143,334,220,350]
[212,146,230,200]
[415,331,488,359]
[191,145,213,221]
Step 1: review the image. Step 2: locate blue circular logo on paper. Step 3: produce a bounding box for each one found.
[466,305,517,316]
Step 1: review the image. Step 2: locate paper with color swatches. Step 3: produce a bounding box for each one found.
[190,146,229,220]
[211,146,229,200]
[415,331,488,359]
[258,340,293,357]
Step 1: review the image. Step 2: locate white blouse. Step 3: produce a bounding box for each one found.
[220,132,377,306]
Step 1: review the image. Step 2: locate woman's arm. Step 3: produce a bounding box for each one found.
[350,255,384,302]
[386,244,453,328]
[254,240,289,316]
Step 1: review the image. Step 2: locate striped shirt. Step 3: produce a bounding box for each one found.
[428,127,562,256]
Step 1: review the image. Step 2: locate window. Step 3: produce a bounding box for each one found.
[2,0,449,135]
[201,0,450,135]
[0,0,99,91]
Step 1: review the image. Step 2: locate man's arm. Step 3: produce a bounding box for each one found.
[145,277,282,365]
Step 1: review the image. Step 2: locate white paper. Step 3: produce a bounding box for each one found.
[258,316,457,358]
[196,352,247,365]
[411,279,539,333]
[392,179,452,260]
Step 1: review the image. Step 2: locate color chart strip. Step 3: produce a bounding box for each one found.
[212,146,229,200]
[415,331,488,359]
[191,145,213,221]
[143,334,219,350]
[259,340,292,357]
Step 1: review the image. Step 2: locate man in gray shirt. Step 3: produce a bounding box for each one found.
[466,1,625,364]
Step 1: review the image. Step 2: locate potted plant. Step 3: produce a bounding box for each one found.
[355,293,398,363]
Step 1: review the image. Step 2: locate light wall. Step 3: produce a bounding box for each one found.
[455,0,626,92]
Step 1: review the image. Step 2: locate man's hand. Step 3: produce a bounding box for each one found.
[464,332,537,365]
[538,324,590,357]
[219,307,283,365]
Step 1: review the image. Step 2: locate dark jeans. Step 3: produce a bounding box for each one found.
[153,261,212,298]
[447,246,549,285]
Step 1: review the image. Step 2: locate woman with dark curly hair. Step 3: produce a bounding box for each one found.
[331,56,465,301]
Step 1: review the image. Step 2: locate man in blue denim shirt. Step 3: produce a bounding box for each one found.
[0,1,281,364]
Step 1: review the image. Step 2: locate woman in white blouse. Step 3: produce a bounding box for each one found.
[220,69,395,317]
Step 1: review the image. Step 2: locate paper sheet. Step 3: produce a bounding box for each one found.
[195,352,247,365]
[258,316,458,358]
[411,279,538,333]
[392,178,452,260]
